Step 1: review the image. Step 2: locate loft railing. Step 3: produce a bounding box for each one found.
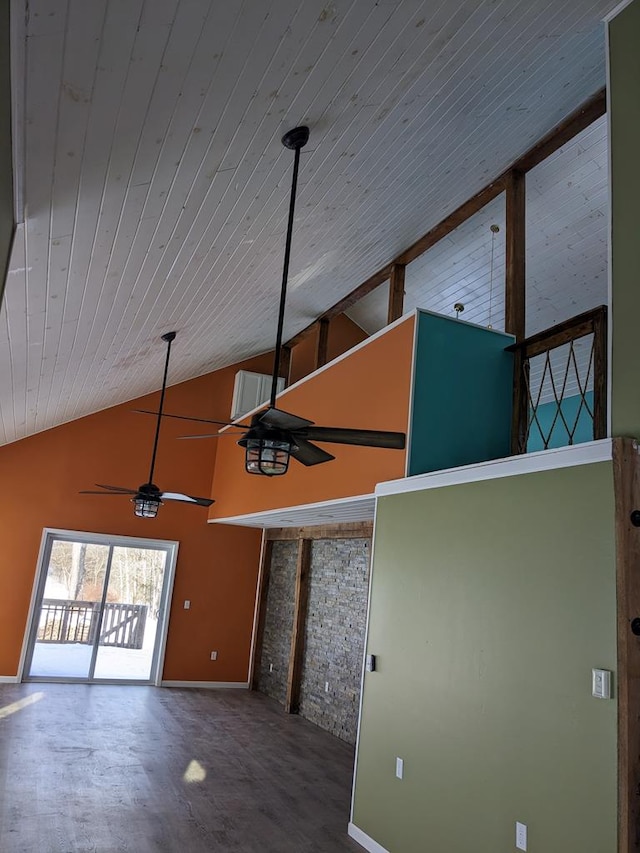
[509,306,608,455]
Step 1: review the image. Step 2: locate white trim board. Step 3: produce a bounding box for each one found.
[348,823,390,853]
[376,439,613,498]
[209,493,376,528]
[161,680,250,689]
[0,676,19,683]
[604,0,637,23]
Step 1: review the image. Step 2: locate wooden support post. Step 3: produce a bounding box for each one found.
[250,539,273,691]
[279,345,291,388]
[285,538,311,714]
[387,263,406,324]
[613,437,640,852]
[505,169,526,341]
[506,168,527,454]
[593,306,608,440]
[316,318,330,369]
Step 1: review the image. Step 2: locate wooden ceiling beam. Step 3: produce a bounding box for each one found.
[512,87,606,175]
[283,88,606,351]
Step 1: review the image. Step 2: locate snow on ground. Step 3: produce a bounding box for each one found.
[29,618,158,680]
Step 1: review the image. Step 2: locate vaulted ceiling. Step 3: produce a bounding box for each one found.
[0,0,618,445]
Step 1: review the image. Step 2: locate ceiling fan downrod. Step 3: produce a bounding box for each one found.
[269,125,310,409]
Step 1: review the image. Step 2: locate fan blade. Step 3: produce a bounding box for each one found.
[290,439,335,467]
[177,431,246,440]
[160,492,214,507]
[133,409,245,428]
[259,407,314,430]
[94,483,139,494]
[298,426,406,449]
[79,491,128,496]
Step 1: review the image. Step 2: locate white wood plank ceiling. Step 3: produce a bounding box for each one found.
[0,0,618,445]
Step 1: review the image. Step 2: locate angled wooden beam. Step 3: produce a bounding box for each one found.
[396,178,506,268]
[316,318,330,369]
[285,538,312,714]
[613,437,640,852]
[513,87,606,175]
[250,539,273,690]
[387,263,406,324]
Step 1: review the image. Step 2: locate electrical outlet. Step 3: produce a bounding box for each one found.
[395,757,404,780]
[210,651,217,661]
[183,600,190,609]
[516,822,527,851]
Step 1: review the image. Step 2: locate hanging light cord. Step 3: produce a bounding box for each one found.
[488,224,499,329]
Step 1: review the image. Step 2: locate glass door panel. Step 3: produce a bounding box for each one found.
[28,540,110,679]
[93,546,168,681]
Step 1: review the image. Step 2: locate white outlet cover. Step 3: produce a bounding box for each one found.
[516,821,527,851]
[395,757,404,779]
[592,668,611,699]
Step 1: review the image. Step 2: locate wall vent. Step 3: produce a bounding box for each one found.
[231,371,285,420]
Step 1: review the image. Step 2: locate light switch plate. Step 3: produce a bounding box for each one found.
[395,757,404,779]
[592,668,611,699]
[516,821,527,851]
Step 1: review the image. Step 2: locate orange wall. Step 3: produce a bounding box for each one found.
[210,316,415,520]
[289,313,368,385]
[0,351,272,680]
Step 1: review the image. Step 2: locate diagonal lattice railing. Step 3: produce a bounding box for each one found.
[508,306,608,454]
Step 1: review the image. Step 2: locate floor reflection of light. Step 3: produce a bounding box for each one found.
[183,759,206,783]
[0,692,45,720]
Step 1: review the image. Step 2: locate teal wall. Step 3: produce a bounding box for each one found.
[352,462,617,853]
[527,391,594,452]
[409,311,513,475]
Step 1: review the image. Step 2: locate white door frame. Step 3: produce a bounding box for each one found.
[18,528,179,686]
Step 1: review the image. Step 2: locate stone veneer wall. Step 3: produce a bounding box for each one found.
[256,540,297,703]
[298,537,371,744]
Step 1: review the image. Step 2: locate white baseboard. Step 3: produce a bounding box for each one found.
[0,676,19,683]
[160,680,250,689]
[348,823,390,853]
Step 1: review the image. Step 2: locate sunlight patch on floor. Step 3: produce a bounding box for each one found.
[183,759,207,783]
[0,691,44,720]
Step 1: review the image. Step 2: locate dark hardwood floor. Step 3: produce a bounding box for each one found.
[0,684,364,853]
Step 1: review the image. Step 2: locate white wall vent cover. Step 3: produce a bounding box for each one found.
[231,371,285,420]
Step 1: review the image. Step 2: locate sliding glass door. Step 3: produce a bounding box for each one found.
[23,531,177,684]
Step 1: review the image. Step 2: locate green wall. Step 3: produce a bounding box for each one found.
[609,0,640,438]
[0,0,13,300]
[352,461,617,853]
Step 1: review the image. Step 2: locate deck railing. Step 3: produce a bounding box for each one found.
[37,599,147,650]
[509,306,608,454]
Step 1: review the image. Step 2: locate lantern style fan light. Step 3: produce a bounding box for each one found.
[81,332,214,516]
[135,127,406,476]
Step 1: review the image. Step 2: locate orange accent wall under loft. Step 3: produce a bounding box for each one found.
[288,313,369,385]
[0,352,272,680]
[210,315,415,521]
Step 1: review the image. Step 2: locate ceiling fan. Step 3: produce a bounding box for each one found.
[81,331,215,516]
[136,126,405,476]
